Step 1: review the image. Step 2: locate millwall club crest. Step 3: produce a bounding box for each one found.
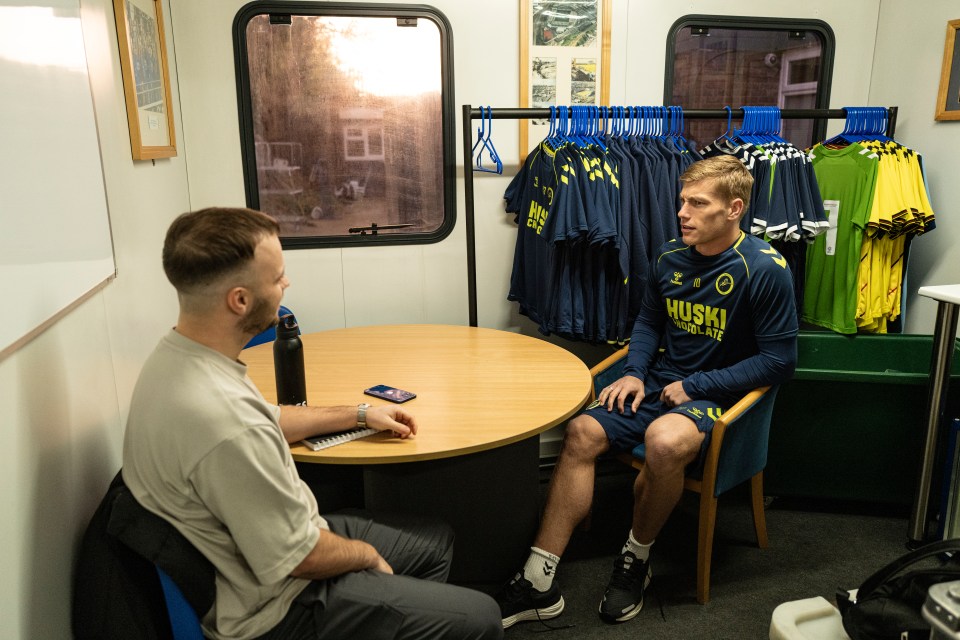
[715,273,734,295]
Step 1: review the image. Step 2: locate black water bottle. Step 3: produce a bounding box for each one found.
[273,314,307,406]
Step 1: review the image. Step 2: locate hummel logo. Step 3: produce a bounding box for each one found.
[543,562,555,576]
[761,247,788,269]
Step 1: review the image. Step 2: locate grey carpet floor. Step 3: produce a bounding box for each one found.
[497,467,913,640]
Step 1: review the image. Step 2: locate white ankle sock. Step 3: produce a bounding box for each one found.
[522,546,561,592]
[622,530,653,561]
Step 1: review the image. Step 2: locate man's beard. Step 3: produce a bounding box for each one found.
[241,295,279,336]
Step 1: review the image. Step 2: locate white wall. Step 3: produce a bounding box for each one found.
[869,0,960,333]
[1,0,958,637]
[168,0,888,334]
[0,0,189,637]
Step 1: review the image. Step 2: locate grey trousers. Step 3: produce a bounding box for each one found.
[255,512,503,640]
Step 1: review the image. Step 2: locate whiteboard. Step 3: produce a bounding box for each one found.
[0,1,116,360]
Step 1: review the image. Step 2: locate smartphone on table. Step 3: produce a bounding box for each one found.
[364,384,417,403]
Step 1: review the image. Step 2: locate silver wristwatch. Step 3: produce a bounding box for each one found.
[357,403,370,428]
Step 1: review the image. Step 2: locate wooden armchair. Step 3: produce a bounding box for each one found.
[589,346,779,603]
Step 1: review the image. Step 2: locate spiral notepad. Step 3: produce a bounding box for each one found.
[301,427,378,451]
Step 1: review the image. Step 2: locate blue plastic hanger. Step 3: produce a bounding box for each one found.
[569,105,582,146]
[547,105,567,148]
[591,106,607,150]
[668,106,687,150]
[641,106,652,138]
[824,107,860,146]
[718,106,737,146]
[556,105,570,144]
[473,106,503,174]
[633,106,642,137]
[577,106,588,145]
[855,107,891,142]
[735,106,780,146]
[732,106,752,144]
[470,108,486,157]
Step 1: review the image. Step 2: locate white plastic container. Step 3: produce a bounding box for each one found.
[769,596,851,640]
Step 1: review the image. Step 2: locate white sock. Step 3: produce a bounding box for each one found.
[522,546,561,592]
[622,530,654,561]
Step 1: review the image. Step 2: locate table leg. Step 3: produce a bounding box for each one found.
[909,301,960,544]
[362,437,541,588]
[296,462,365,513]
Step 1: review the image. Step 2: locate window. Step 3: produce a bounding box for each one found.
[665,16,835,149]
[342,115,385,161]
[233,3,456,248]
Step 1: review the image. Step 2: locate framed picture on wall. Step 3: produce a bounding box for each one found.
[519,0,611,156]
[113,0,177,159]
[935,19,960,121]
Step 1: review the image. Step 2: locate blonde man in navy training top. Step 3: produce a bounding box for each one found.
[123,207,502,640]
[496,155,798,628]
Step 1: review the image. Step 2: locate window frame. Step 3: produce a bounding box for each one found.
[779,45,822,103]
[232,1,457,250]
[663,14,836,144]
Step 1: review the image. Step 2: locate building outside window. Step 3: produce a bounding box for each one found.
[665,16,835,149]
[234,3,455,248]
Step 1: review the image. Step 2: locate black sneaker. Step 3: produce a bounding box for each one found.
[598,551,651,623]
[495,572,565,629]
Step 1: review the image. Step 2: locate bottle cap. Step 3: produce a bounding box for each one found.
[276,313,299,339]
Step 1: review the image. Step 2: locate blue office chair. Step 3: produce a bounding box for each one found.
[589,346,780,604]
[75,470,215,640]
[157,567,205,640]
[245,305,297,348]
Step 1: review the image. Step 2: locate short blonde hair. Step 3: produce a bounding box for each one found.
[680,155,754,214]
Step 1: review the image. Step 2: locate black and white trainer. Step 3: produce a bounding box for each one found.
[495,572,565,629]
[598,551,652,623]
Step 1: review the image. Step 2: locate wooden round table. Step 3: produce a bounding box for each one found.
[242,324,592,584]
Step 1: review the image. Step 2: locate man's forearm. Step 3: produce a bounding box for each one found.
[290,528,382,581]
[278,404,358,443]
[683,335,797,399]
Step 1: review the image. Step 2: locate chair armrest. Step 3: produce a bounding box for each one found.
[714,387,771,429]
[589,346,630,402]
[704,385,779,496]
[589,345,630,378]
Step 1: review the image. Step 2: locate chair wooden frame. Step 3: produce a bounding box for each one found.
[589,346,773,604]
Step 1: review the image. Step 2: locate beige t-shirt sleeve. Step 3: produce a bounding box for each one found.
[190,425,321,586]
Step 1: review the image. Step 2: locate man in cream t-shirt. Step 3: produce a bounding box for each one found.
[123,206,501,640]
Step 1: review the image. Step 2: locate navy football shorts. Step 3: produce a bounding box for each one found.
[582,379,725,466]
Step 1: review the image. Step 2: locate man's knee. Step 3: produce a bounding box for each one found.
[642,417,703,470]
[462,591,504,640]
[560,414,609,460]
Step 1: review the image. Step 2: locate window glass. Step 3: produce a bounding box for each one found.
[368,130,383,155]
[665,17,834,149]
[234,4,455,247]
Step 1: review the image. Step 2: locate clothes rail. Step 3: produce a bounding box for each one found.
[460,102,919,540]
[467,106,898,125]
[461,104,898,328]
